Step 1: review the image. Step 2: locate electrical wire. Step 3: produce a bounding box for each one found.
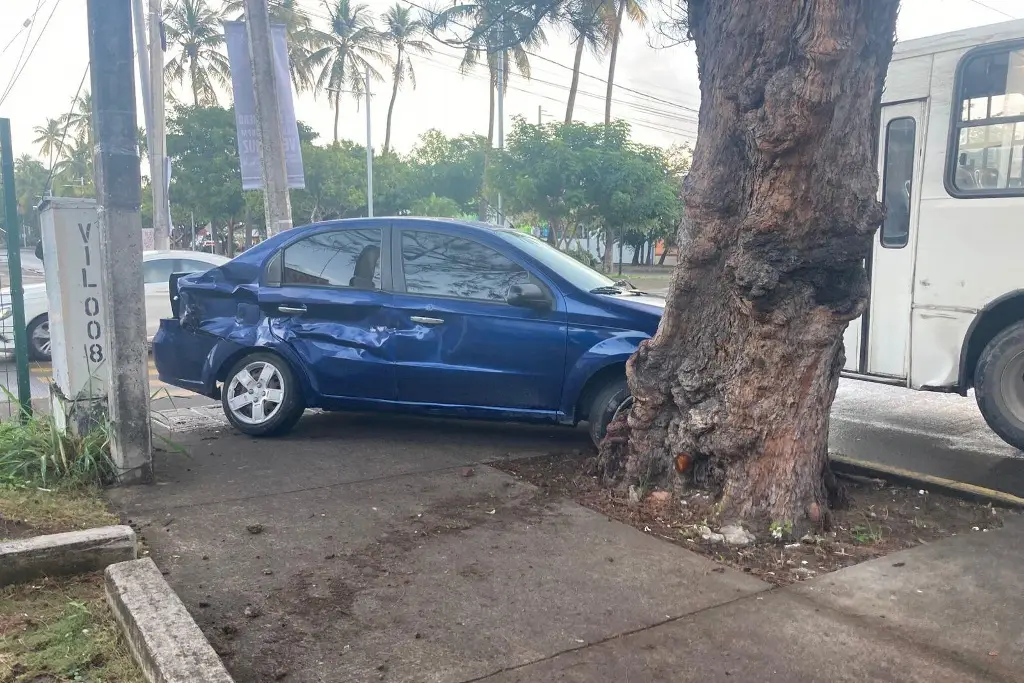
[959,0,1019,20]
[0,0,64,107]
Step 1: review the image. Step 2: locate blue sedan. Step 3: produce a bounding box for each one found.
[154,218,664,445]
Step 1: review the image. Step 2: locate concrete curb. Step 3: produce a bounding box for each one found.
[0,524,137,586]
[104,558,235,683]
[830,454,1024,509]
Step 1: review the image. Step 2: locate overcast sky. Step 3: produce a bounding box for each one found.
[0,0,1021,162]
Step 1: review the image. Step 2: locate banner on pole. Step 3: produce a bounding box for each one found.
[224,21,305,190]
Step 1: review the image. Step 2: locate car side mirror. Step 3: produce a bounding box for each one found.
[507,283,549,309]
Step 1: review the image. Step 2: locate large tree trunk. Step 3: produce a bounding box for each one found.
[597,0,899,530]
[565,38,586,124]
[603,0,626,126]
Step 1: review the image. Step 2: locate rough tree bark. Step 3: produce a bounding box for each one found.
[597,0,900,529]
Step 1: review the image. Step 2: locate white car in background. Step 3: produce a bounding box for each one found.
[0,250,229,361]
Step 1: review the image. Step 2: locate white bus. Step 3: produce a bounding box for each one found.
[844,20,1024,449]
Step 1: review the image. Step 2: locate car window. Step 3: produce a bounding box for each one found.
[401,231,529,302]
[178,258,218,274]
[282,229,382,289]
[495,230,616,292]
[143,258,177,285]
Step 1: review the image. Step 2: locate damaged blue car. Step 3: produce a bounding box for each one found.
[154,218,664,445]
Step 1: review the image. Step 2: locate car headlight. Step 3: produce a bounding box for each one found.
[0,308,11,321]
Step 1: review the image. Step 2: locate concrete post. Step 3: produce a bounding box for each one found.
[243,0,292,236]
[40,198,108,435]
[87,0,152,483]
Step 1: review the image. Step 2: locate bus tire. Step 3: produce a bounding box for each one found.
[974,320,1024,452]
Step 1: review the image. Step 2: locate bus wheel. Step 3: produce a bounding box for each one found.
[975,321,1024,452]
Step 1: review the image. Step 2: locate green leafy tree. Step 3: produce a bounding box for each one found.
[166,106,246,250]
[12,155,48,243]
[164,0,231,106]
[409,129,487,214]
[63,91,92,146]
[290,140,367,222]
[309,0,389,143]
[380,4,432,156]
[410,193,464,217]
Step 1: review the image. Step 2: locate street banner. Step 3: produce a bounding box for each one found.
[224,21,305,190]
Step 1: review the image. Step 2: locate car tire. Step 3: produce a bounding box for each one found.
[588,377,630,447]
[221,352,304,437]
[975,320,1024,452]
[26,315,51,362]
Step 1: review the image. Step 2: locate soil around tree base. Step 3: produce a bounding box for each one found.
[492,450,1016,586]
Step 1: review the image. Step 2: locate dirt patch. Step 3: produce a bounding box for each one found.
[0,515,35,541]
[493,451,1015,586]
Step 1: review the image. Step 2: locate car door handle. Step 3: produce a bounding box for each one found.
[278,305,307,314]
[410,316,444,325]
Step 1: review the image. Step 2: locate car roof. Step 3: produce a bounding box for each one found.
[143,250,229,261]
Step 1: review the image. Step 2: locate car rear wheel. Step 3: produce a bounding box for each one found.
[221,352,304,437]
[26,315,51,362]
[588,377,630,447]
[975,321,1024,452]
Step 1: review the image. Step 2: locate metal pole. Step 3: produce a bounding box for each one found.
[538,104,541,126]
[148,0,170,249]
[496,48,504,224]
[190,210,195,250]
[0,119,32,418]
[365,66,374,218]
[243,0,292,236]
[86,0,152,481]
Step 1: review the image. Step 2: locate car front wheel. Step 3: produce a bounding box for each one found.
[588,377,630,447]
[26,315,51,362]
[221,352,304,437]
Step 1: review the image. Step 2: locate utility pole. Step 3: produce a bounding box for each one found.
[148,0,169,249]
[243,0,292,236]
[365,66,374,218]
[86,0,152,481]
[538,105,542,125]
[0,119,31,417]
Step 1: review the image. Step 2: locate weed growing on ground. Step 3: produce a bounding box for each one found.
[0,409,114,489]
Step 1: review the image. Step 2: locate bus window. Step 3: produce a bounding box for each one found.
[949,46,1024,196]
[881,117,916,248]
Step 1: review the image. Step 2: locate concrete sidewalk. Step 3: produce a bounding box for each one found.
[109,414,1023,683]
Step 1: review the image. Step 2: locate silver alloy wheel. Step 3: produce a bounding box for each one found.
[31,320,50,358]
[225,360,286,425]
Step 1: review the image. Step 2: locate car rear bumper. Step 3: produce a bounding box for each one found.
[153,318,222,399]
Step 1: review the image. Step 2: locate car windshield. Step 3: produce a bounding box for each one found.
[496,231,616,292]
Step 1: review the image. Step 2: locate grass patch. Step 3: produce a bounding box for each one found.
[0,487,118,540]
[0,574,141,683]
[0,411,114,489]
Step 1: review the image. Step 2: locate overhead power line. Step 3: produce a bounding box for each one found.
[0,0,64,107]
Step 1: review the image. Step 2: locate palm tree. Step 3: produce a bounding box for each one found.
[431,0,546,147]
[63,91,92,146]
[222,0,323,93]
[309,0,388,143]
[164,0,231,106]
[603,0,647,125]
[381,4,432,155]
[32,118,66,169]
[561,0,610,123]
[53,138,94,197]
